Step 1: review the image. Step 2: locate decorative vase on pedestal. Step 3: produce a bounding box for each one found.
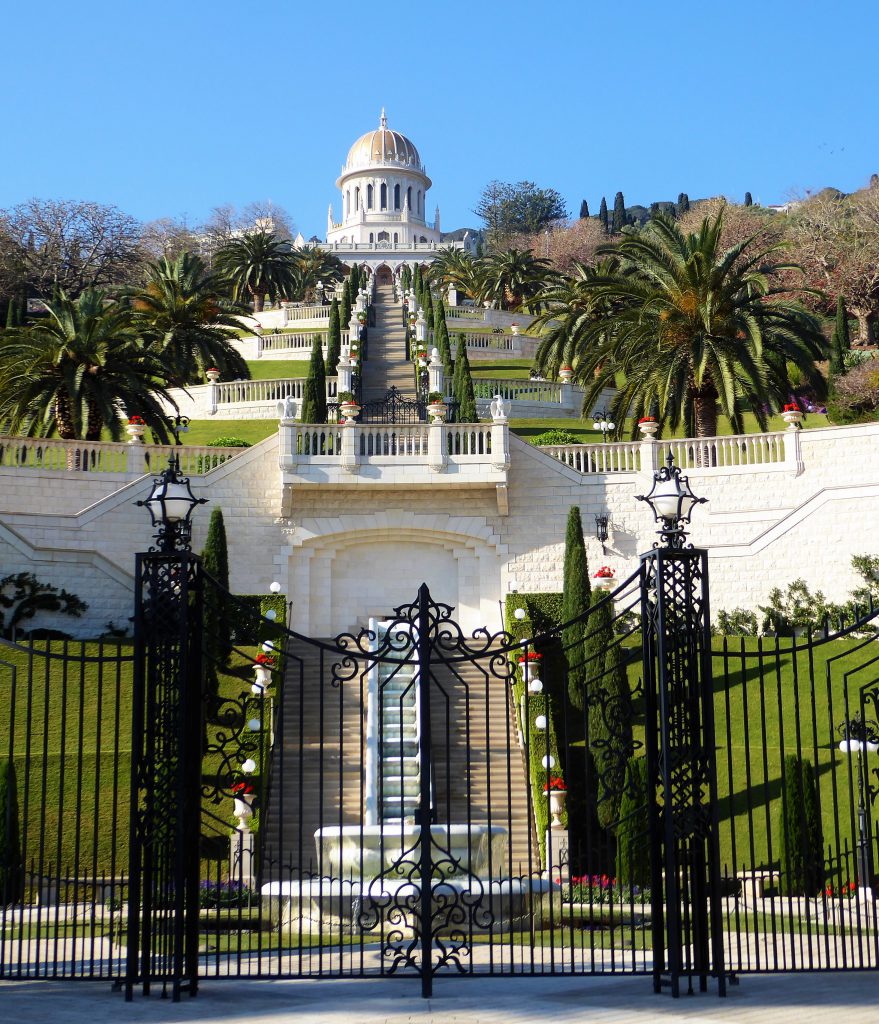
[340,402,361,424]
[252,665,272,694]
[233,796,254,830]
[638,420,659,439]
[510,324,520,336]
[126,424,145,444]
[206,368,221,383]
[548,790,567,829]
[559,366,573,384]
[782,410,803,430]
[594,574,615,592]
[428,402,448,424]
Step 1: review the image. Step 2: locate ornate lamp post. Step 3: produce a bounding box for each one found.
[636,453,707,549]
[170,414,190,446]
[838,712,879,890]
[594,513,610,553]
[137,455,206,553]
[592,410,616,443]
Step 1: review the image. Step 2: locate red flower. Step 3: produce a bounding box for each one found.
[232,781,254,795]
[127,415,145,425]
[543,776,566,792]
[518,652,542,663]
[254,653,275,667]
[783,403,800,413]
[594,566,614,578]
[638,416,656,424]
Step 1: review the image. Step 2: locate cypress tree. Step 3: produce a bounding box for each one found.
[562,506,591,712]
[599,196,609,234]
[830,295,850,376]
[300,335,327,424]
[744,192,753,207]
[423,284,434,323]
[579,199,589,219]
[612,192,626,234]
[593,636,634,828]
[615,757,650,889]
[434,298,453,383]
[201,508,231,710]
[401,264,411,291]
[677,192,690,216]
[340,278,352,332]
[0,759,24,905]
[453,335,476,422]
[326,298,342,372]
[778,755,824,896]
[349,264,359,295]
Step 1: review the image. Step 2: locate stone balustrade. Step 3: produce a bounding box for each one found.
[0,436,247,477]
[282,304,331,323]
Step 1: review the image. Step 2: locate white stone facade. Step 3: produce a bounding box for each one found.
[2,423,878,639]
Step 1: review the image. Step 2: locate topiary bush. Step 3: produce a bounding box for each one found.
[615,756,650,889]
[777,755,823,896]
[206,437,252,448]
[0,759,23,906]
[529,430,580,447]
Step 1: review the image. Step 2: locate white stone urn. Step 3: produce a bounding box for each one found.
[782,409,803,430]
[547,789,567,829]
[559,366,574,384]
[510,323,520,336]
[594,573,615,592]
[638,419,659,439]
[428,401,448,424]
[339,401,361,424]
[233,793,254,829]
[125,422,146,443]
[206,368,221,383]
[252,664,272,693]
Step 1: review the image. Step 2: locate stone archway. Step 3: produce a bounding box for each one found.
[375,264,393,286]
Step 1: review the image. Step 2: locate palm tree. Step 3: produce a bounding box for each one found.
[289,246,345,302]
[540,213,827,439]
[128,252,250,385]
[213,230,297,312]
[426,247,487,304]
[0,289,175,441]
[481,248,553,311]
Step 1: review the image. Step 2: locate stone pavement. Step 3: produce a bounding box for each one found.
[2,972,877,1024]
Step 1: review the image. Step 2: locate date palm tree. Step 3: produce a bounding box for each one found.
[289,246,345,302]
[213,230,297,312]
[128,252,250,385]
[426,247,487,304]
[0,289,175,441]
[541,212,827,439]
[481,247,554,311]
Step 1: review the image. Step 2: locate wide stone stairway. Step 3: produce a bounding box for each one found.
[359,283,416,403]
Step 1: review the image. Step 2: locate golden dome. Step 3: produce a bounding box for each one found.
[345,109,421,170]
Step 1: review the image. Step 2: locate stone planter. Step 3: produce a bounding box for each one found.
[126,424,145,444]
[638,420,659,439]
[252,665,272,693]
[547,789,567,829]
[594,575,615,592]
[510,324,520,336]
[428,402,448,424]
[340,402,361,424]
[233,795,254,829]
[559,367,573,384]
[782,410,803,430]
[206,369,221,383]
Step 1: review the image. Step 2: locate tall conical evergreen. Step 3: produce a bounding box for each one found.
[562,506,591,712]
[615,757,650,888]
[677,192,690,216]
[744,192,753,207]
[423,283,434,323]
[326,298,342,372]
[599,196,609,234]
[401,264,412,291]
[830,295,850,376]
[778,755,824,895]
[434,298,453,383]
[340,278,352,332]
[592,636,634,828]
[201,507,231,707]
[453,335,476,422]
[349,264,360,295]
[579,199,589,219]
[0,759,23,905]
[300,335,327,423]
[611,192,626,234]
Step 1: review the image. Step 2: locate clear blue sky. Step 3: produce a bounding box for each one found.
[3,0,876,236]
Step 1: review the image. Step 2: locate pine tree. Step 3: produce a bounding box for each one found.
[778,755,824,896]
[615,757,650,889]
[612,192,626,234]
[744,192,753,207]
[300,335,327,424]
[0,759,23,905]
[599,196,609,234]
[453,335,476,422]
[326,298,342,372]
[830,295,850,376]
[579,199,590,219]
[201,508,231,709]
[677,192,690,216]
[562,506,591,712]
[434,298,453,384]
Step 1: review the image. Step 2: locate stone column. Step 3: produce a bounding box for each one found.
[428,422,447,473]
[340,421,358,474]
[336,353,353,395]
[415,309,427,345]
[208,381,219,416]
[490,396,511,471]
[784,427,804,475]
[428,348,444,395]
[230,827,256,888]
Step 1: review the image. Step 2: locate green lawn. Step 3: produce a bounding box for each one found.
[154,420,277,446]
[470,360,534,379]
[246,359,310,380]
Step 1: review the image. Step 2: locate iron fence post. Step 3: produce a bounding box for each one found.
[416,582,433,998]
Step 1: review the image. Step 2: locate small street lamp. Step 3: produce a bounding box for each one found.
[595,514,610,553]
[838,712,879,890]
[170,415,190,446]
[635,452,706,549]
[137,455,207,553]
[592,410,616,443]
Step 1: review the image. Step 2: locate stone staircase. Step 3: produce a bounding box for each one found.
[378,655,421,823]
[360,283,416,402]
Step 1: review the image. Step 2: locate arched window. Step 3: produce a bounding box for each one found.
[377,230,390,242]
[346,190,350,217]
[355,187,360,211]
[417,190,422,215]
[367,184,374,209]
[393,232,398,243]
[369,232,374,243]
[394,184,400,210]
[380,183,387,210]
[407,186,412,210]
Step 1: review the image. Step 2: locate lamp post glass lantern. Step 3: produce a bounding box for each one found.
[635,453,706,549]
[592,410,615,443]
[170,414,190,445]
[838,712,879,889]
[136,455,207,552]
[595,513,609,552]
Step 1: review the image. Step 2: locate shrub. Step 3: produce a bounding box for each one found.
[777,755,823,896]
[0,759,23,906]
[562,507,591,713]
[615,757,650,889]
[759,579,836,635]
[206,437,251,448]
[530,430,580,447]
[715,607,759,636]
[826,362,879,423]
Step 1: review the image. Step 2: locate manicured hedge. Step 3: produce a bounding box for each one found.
[0,758,23,905]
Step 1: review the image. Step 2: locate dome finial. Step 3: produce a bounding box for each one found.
[380,107,387,128]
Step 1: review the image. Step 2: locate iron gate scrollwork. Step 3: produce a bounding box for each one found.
[358,386,426,424]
